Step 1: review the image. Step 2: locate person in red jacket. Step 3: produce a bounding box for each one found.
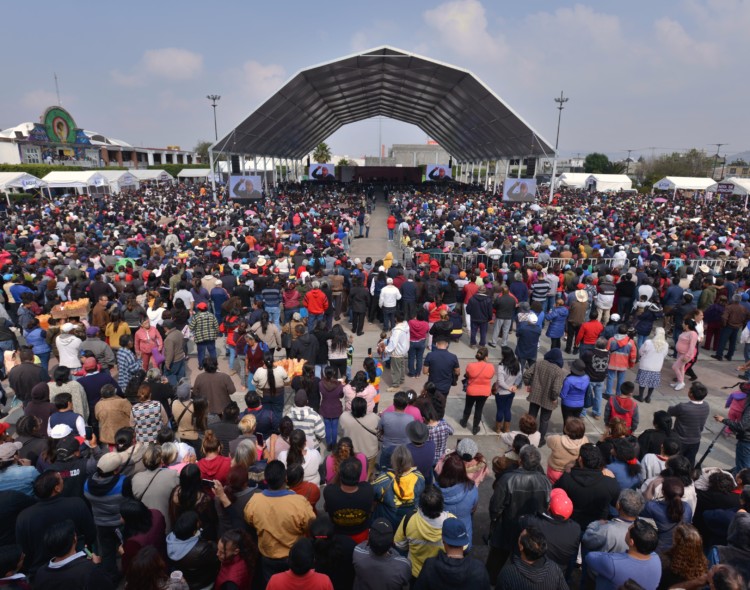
[215,529,256,590]
[303,281,329,330]
[576,311,604,360]
[387,215,397,241]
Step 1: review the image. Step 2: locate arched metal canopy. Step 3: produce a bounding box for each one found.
[213,46,553,161]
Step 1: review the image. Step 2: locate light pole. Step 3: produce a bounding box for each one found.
[548,91,569,200]
[207,95,221,141]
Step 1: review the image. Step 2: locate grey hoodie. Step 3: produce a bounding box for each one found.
[166,531,201,561]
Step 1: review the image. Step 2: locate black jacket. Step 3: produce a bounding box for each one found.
[33,553,114,590]
[415,551,491,590]
[519,513,580,571]
[466,292,493,323]
[168,538,220,590]
[496,554,568,590]
[348,286,370,313]
[555,468,620,530]
[489,467,551,550]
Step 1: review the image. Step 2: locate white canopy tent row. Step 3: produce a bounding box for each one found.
[584,174,633,192]
[556,172,590,189]
[653,176,715,195]
[707,177,750,208]
[129,169,174,183]
[96,170,139,193]
[176,168,220,181]
[0,172,49,205]
[42,171,112,195]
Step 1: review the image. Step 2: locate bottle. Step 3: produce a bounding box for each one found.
[168,570,189,590]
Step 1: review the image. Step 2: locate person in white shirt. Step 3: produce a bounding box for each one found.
[386,313,410,392]
[379,278,402,332]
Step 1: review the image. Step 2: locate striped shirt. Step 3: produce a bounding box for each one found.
[116,347,141,391]
[286,406,326,448]
[531,280,551,301]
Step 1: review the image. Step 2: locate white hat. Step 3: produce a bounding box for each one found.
[610,314,621,322]
[256,256,267,267]
[49,424,73,439]
[378,266,385,272]
[61,323,75,333]
[386,278,393,284]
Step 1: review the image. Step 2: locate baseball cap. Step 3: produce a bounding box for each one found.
[609,314,621,322]
[368,518,395,553]
[196,302,208,311]
[549,488,574,520]
[55,435,82,460]
[0,442,22,461]
[61,322,75,333]
[85,326,99,336]
[386,277,393,284]
[49,424,73,439]
[442,518,470,547]
[97,453,122,474]
[456,438,478,460]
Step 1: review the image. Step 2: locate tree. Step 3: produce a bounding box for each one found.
[604,161,626,174]
[337,157,353,167]
[194,140,212,163]
[636,148,714,186]
[312,142,332,163]
[584,153,611,173]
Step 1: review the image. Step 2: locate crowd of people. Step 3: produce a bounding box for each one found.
[0,179,749,589]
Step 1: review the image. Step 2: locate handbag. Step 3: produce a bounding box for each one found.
[181,325,194,341]
[151,347,165,366]
[583,385,594,408]
[281,332,292,349]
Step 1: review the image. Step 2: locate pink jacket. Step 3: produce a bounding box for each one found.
[134,326,162,356]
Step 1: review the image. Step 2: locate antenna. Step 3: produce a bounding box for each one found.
[710,143,728,179]
[54,73,61,105]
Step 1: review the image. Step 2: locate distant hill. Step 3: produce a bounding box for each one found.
[727,150,750,164]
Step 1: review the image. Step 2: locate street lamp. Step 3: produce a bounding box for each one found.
[548,91,569,199]
[207,95,221,141]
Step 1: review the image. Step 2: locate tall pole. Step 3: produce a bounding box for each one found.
[625,149,633,175]
[207,95,221,141]
[710,143,726,179]
[378,116,382,166]
[549,91,569,202]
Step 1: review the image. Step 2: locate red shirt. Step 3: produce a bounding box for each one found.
[387,216,397,229]
[576,320,604,345]
[267,570,333,590]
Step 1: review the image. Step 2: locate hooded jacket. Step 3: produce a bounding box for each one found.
[545,306,569,338]
[439,483,479,547]
[56,333,83,369]
[166,532,220,590]
[546,434,590,472]
[555,467,620,529]
[497,554,567,590]
[607,334,637,371]
[83,473,126,527]
[559,373,590,408]
[466,291,492,323]
[414,551,490,590]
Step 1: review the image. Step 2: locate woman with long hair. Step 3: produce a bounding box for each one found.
[123,545,170,590]
[494,346,521,433]
[637,410,676,459]
[213,464,257,537]
[252,353,288,427]
[104,308,131,351]
[683,308,703,382]
[119,499,167,574]
[672,319,699,391]
[607,438,643,491]
[436,452,479,547]
[277,428,322,484]
[146,296,167,331]
[658,524,708,590]
[327,324,349,379]
[291,363,320,411]
[198,429,231,486]
[131,384,168,444]
[461,346,495,435]
[324,437,367,485]
[641,476,693,551]
[636,327,669,403]
[250,311,281,355]
[122,296,147,331]
[215,528,258,590]
[319,365,344,448]
[267,416,294,461]
[48,364,89,421]
[168,463,219,542]
[372,444,426,528]
[342,370,377,413]
[309,515,356,590]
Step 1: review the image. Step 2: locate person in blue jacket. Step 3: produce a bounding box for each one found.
[559,359,590,421]
[545,298,569,350]
[23,317,52,373]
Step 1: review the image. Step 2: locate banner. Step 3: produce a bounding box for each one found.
[426,164,452,181]
[309,164,335,181]
[230,175,263,199]
[502,178,537,202]
[717,182,735,195]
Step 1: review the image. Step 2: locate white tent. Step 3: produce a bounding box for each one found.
[0,172,46,192]
[653,176,715,192]
[97,170,139,193]
[585,174,633,192]
[42,171,111,194]
[557,172,589,189]
[130,169,173,182]
[177,168,211,179]
[706,177,750,196]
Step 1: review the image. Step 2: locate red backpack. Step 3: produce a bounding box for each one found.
[608,396,637,431]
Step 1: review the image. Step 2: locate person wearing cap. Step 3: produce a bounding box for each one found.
[83,452,128,583]
[352,517,411,589]
[162,319,186,386]
[81,325,116,370]
[496,525,569,590]
[187,301,220,370]
[487,446,551,580]
[565,285,589,354]
[518,488,581,574]
[56,322,83,371]
[378,276,401,332]
[393,485,455,579]
[406,420,436,486]
[77,355,122,411]
[7,347,49,407]
[0,440,38,496]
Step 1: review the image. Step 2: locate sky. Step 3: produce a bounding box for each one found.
[2,0,748,162]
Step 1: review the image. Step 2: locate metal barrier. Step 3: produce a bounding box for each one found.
[523,256,732,272]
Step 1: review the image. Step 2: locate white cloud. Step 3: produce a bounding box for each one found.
[423,0,507,61]
[239,60,286,101]
[653,17,720,65]
[111,48,203,86]
[22,90,69,110]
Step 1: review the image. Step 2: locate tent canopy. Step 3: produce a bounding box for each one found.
[97,170,138,185]
[585,174,633,192]
[706,177,750,196]
[653,176,715,191]
[42,171,110,189]
[557,172,589,189]
[213,46,553,161]
[130,169,174,182]
[0,172,46,191]
[177,168,211,178]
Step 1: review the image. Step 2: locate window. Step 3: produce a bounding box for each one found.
[23,146,41,164]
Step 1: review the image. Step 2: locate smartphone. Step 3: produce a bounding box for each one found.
[255,433,265,447]
[84,426,93,440]
[201,479,216,488]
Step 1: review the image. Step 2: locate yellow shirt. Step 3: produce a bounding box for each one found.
[243,490,315,558]
[105,322,131,349]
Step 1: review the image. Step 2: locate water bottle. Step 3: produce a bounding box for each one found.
[169,570,189,590]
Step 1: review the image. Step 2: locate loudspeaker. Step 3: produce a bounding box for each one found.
[524,158,537,178]
[231,155,240,174]
[306,156,310,167]
[448,157,453,168]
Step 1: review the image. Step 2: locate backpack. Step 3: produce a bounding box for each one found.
[608,396,636,430]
